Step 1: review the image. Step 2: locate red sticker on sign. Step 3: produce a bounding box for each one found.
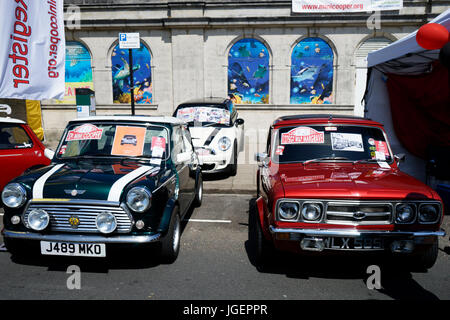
[275,145,285,155]
[66,124,103,141]
[281,127,324,144]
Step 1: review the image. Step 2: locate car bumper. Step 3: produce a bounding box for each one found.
[198,154,230,172]
[269,226,446,252]
[2,229,162,244]
[269,226,446,238]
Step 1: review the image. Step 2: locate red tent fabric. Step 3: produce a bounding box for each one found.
[386,61,450,160]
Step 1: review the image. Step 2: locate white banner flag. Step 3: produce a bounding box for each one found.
[0,0,65,100]
[292,0,403,13]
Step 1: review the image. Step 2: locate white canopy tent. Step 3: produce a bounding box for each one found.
[364,9,450,183]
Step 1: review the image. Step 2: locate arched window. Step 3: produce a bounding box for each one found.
[228,38,269,104]
[111,42,152,104]
[290,37,334,104]
[58,41,93,104]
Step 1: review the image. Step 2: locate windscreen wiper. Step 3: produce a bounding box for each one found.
[352,158,380,165]
[303,157,351,166]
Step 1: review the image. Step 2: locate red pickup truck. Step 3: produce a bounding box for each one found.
[254,114,445,270]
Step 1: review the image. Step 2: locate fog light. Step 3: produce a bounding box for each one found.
[135,220,145,230]
[300,238,325,252]
[96,212,117,234]
[11,215,21,225]
[27,209,49,231]
[390,240,414,253]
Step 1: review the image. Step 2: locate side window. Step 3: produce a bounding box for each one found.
[0,125,32,149]
[171,126,184,163]
[266,128,272,155]
[182,126,193,154]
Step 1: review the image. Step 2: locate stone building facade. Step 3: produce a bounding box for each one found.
[35,0,448,153]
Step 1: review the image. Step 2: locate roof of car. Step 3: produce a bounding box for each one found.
[272,114,382,127]
[0,117,26,124]
[177,97,230,105]
[68,115,185,125]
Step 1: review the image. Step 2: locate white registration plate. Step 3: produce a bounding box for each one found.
[324,237,384,250]
[40,241,106,257]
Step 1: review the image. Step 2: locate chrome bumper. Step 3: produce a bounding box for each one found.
[269,226,446,238]
[2,230,161,244]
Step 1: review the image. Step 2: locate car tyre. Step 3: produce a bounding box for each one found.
[3,238,23,256]
[193,172,203,207]
[410,238,439,270]
[160,207,181,264]
[249,202,273,267]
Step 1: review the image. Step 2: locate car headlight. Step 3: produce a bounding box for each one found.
[1,183,27,208]
[27,209,50,231]
[279,202,299,220]
[96,211,117,234]
[418,204,440,223]
[301,203,322,221]
[218,137,231,151]
[126,186,151,213]
[395,204,416,224]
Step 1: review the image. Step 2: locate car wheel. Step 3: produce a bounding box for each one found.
[228,141,238,176]
[249,201,273,267]
[193,172,203,207]
[3,238,23,256]
[160,206,181,264]
[410,238,439,270]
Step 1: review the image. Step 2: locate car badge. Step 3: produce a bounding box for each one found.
[353,211,366,220]
[65,189,86,197]
[68,215,80,228]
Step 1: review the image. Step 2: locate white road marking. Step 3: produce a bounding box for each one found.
[184,219,232,223]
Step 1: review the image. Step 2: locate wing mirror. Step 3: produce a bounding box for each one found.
[236,118,245,126]
[394,153,406,165]
[44,148,55,160]
[255,152,269,167]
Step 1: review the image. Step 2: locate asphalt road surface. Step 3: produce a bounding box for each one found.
[0,194,449,300]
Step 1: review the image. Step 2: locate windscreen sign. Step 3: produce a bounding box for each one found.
[292,0,403,12]
[0,0,65,100]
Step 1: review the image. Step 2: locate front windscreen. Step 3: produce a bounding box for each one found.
[56,122,169,160]
[175,105,231,126]
[273,125,392,163]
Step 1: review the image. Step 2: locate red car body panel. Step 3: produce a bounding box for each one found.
[0,122,51,192]
[256,115,444,253]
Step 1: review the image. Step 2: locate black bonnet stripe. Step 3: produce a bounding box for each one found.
[204,128,220,146]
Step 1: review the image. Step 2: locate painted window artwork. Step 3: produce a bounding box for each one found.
[228,38,269,104]
[56,41,94,104]
[290,38,334,104]
[112,43,152,104]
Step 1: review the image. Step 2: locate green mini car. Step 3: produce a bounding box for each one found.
[1,116,203,263]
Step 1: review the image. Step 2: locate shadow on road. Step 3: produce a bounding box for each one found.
[245,197,440,300]
[202,171,231,181]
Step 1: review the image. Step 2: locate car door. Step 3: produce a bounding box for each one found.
[171,125,190,214]
[0,123,39,191]
[228,100,244,152]
[181,125,197,203]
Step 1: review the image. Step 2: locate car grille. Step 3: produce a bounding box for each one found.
[23,201,134,233]
[325,202,392,225]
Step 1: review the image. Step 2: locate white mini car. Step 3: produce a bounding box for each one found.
[174,98,244,175]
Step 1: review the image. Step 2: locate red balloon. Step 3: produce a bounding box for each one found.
[416,23,449,50]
